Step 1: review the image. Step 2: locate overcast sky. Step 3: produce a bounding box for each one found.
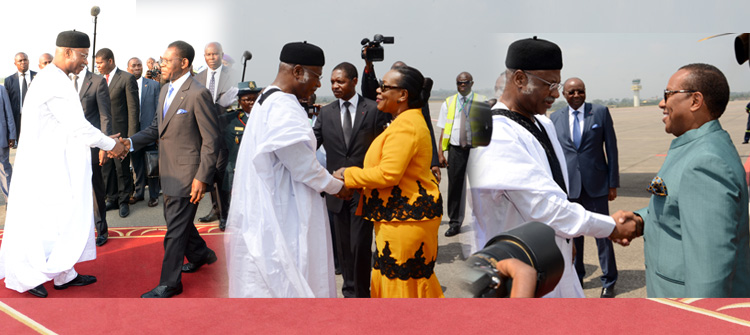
[3,0,750,101]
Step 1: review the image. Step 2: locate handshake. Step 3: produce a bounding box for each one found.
[97,134,131,165]
[331,167,354,200]
[608,210,645,246]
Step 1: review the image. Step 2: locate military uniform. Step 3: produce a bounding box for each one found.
[221,109,248,194]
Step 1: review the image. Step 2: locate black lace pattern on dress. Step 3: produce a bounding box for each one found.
[372,241,436,280]
[361,180,442,221]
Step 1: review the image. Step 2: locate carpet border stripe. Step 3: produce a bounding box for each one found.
[0,300,59,334]
[650,298,750,328]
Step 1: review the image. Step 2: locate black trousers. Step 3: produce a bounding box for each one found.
[447,145,470,228]
[159,195,211,287]
[91,148,107,236]
[570,188,618,289]
[102,154,134,205]
[131,145,161,200]
[332,194,373,298]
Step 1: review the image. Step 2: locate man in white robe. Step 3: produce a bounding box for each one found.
[226,42,348,298]
[0,30,126,298]
[467,37,636,298]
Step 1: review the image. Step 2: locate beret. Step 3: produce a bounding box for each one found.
[506,36,562,71]
[280,41,324,67]
[56,30,90,48]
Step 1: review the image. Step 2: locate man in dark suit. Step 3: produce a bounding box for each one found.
[4,52,36,140]
[125,40,220,298]
[74,66,112,246]
[0,88,16,201]
[127,57,161,208]
[550,77,619,298]
[313,62,388,297]
[194,41,233,229]
[95,48,139,218]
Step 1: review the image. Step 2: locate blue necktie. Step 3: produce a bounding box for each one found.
[163,85,174,118]
[572,110,581,149]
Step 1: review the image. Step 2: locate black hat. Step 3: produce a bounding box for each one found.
[237,81,262,95]
[505,36,562,71]
[56,30,90,48]
[279,41,324,66]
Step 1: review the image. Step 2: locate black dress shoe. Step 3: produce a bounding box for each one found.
[129,196,144,205]
[147,198,159,207]
[28,284,48,298]
[141,283,183,298]
[105,201,118,211]
[182,249,217,273]
[119,203,130,218]
[53,274,97,290]
[444,225,461,237]
[218,219,227,231]
[96,233,108,247]
[198,212,218,222]
[601,285,616,298]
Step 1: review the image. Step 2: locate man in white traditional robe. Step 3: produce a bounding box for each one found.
[467,37,636,298]
[0,30,127,298]
[225,42,349,298]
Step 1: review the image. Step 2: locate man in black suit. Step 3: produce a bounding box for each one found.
[124,40,220,298]
[313,62,388,297]
[95,48,139,218]
[127,57,161,208]
[4,52,36,140]
[74,66,112,247]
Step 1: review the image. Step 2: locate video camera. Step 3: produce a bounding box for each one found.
[461,221,564,298]
[361,34,395,62]
[147,63,161,79]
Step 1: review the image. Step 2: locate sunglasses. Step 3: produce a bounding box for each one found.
[379,80,403,92]
[457,80,473,86]
[566,89,585,96]
[663,89,696,103]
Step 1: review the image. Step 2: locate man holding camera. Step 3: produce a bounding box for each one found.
[127,57,161,208]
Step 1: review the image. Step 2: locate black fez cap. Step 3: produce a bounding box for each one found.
[56,30,90,48]
[505,36,562,71]
[280,41,325,67]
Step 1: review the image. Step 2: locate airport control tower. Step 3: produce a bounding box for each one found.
[631,79,642,107]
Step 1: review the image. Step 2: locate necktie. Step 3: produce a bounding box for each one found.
[163,85,174,118]
[105,73,110,85]
[572,110,581,149]
[458,96,470,147]
[21,73,27,105]
[342,101,353,147]
[209,71,216,102]
[71,74,78,92]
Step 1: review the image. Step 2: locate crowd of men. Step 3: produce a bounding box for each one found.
[0,31,747,299]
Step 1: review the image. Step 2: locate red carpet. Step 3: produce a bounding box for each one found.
[0,224,227,298]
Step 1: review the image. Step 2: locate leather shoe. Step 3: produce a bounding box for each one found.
[129,196,144,205]
[444,225,461,237]
[147,198,159,207]
[198,211,218,222]
[28,284,48,298]
[218,219,226,231]
[53,274,97,290]
[119,203,130,218]
[141,283,183,298]
[105,201,117,211]
[182,249,217,273]
[601,285,616,298]
[96,233,108,247]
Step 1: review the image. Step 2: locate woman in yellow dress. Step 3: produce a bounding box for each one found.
[333,66,443,298]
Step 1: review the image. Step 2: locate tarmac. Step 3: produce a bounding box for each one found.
[1,99,749,298]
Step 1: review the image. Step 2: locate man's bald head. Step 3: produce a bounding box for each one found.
[456,72,473,96]
[390,61,406,69]
[14,52,29,73]
[204,42,224,70]
[38,53,53,70]
[562,77,586,110]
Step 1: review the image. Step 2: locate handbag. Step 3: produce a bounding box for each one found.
[145,148,159,178]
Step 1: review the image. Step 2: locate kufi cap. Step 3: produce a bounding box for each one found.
[279,41,324,66]
[56,30,90,48]
[238,81,262,95]
[505,36,562,71]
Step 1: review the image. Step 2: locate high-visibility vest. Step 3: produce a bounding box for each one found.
[441,92,485,151]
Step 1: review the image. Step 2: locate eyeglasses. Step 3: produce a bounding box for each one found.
[566,89,585,96]
[457,80,473,86]
[73,50,88,59]
[663,89,696,103]
[379,80,403,92]
[302,66,323,81]
[524,71,563,92]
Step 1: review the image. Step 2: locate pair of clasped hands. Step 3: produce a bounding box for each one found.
[332,167,355,201]
[608,210,645,246]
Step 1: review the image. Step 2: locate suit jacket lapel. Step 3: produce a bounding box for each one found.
[581,103,594,141]
[109,69,122,90]
[331,101,346,149]
[161,78,190,134]
[79,72,92,100]
[351,95,367,138]
[560,108,573,146]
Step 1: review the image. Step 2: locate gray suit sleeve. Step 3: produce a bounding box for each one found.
[125,74,140,137]
[96,77,113,136]
[1,89,15,141]
[603,106,619,188]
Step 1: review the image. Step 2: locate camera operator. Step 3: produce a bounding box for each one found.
[144,57,161,82]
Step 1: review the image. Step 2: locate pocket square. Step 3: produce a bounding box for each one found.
[176,109,188,115]
[591,123,600,129]
[647,176,667,196]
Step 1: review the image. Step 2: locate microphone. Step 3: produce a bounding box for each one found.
[242,51,252,61]
[91,6,101,16]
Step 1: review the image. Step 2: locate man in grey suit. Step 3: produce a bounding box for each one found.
[74,66,112,246]
[124,40,220,298]
[127,57,161,208]
[194,41,232,228]
[313,62,388,297]
[95,48,140,219]
[0,88,16,201]
[4,52,36,140]
[550,77,619,298]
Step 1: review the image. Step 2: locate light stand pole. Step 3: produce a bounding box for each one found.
[90,6,100,72]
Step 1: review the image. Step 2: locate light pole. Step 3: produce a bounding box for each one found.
[241,50,252,82]
[90,6,100,72]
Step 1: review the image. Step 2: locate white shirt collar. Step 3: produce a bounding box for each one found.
[170,71,191,91]
[339,94,359,111]
[568,103,585,115]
